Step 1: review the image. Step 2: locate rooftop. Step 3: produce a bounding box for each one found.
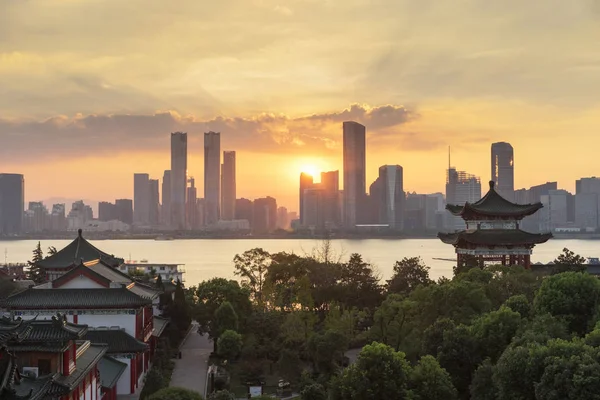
[2,288,151,310]
[152,316,169,338]
[438,229,553,247]
[83,328,148,354]
[97,357,127,389]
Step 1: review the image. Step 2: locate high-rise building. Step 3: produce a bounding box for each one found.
[24,201,49,233]
[98,201,117,221]
[115,199,133,225]
[204,131,221,225]
[171,132,188,230]
[320,171,341,227]
[149,179,160,226]
[299,173,314,225]
[405,192,427,230]
[0,173,24,235]
[540,189,574,231]
[343,121,366,228]
[303,187,325,228]
[161,170,171,227]
[491,142,515,201]
[253,197,277,233]
[50,203,67,231]
[575,193,598,230]
[133,173,150,225]
[67,200,93,231]
[446,167,482,231]
[235,198,254,228]
[221,151,236,221]
[277,207,290,230]
[425,193,445,230]
[377,165,405,230]
[576,177,600,195]
[186,177,198,230]
[515,182,558,232]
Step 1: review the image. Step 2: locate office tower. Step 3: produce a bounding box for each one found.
[540,190,574,231]
[115,199,133,225]
[491,142,515,201]
[149,179,160,226]
[446,167,482,231]
[515,182,557,232]
[367,176,383,224]
[221,151,236,221]
[171,132,188,230]
[575,193,598,230]
[67,200,93,230]
[0,173,24,235]
[343,121,366,228]
[24,201,48,233]
[235,198,254,228]
[377,165,405,230]
[299,173,314,225]
[576,177,600,195]
[303,188,325,228]
[575,177,600,230]
[186,177,198,229]
[277,207,289,230]
[50,203,67,231]
[253,197,277,233]
[405,193,427,230]
[161,170,171,227]
[98,201,116,221]
[133,173,150,225]
[320,171,341,227]
[425,193,445,230]
[204,131,221,225]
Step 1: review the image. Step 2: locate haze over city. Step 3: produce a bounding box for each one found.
[2,0,599,210]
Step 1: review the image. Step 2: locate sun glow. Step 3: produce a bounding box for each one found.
[292,157,331,182]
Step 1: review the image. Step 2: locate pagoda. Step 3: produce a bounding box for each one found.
[438,181,552,268]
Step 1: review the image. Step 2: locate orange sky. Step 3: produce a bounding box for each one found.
[1,1,599,212]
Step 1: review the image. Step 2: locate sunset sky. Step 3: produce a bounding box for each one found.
[2,0,599,211]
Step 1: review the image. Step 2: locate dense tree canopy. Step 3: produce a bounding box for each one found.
[148,387,204,400]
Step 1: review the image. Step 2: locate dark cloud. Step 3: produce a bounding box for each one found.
[0,104,419,162]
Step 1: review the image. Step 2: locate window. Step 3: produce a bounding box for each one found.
[38,359,52,375]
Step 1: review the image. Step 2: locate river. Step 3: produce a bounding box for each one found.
[1,238,598,286]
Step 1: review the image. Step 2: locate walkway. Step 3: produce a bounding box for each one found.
[170,322,213,397]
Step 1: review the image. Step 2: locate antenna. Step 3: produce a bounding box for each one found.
[448,146,451,170]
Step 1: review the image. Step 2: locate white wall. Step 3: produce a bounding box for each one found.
[56,275,105,289]
[115,357,132,395]
[77,314,136,337]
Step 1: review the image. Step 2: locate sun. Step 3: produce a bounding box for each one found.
[300,164,320,178]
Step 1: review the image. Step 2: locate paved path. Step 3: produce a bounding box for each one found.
[170,322,213,397]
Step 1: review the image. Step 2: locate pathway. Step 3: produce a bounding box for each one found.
[170,322,213,397]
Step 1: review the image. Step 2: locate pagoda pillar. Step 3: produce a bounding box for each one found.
[524,255,531,269]
[478,255,484,268]
[501,255,506,266]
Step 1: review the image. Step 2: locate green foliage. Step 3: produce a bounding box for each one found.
[503,294,531,317]
[552,247,587,273]
[300,383,327,400]
[534,271,600,335]
[535,349,600,400]
[148,387,204,400]
[276,348,302,381]
[214,301,239,337]
[169,280,192,332]
[471,306,521,362]
[511,313,570,347]
[387,257,433,296]
[281,310,316,346]
[217,329,243,360]
[307,330,348,375]
[410,355,457,400]
[436,324,481,397]
[208,390,235,400]
[233,248,271,308]
[469,359,497,400]
[338,253,383,310]
[453,254,480,276]
[140,367,167,399]
[422,318,455,358]
[330,342,412,400]
[370,294,415,352]
[27,241,45,284]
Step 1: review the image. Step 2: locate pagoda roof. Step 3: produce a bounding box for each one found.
[446,181,543,219]
[438,229,553,247]
[83,329,148,354]
[48,343,107,396]
[0,315,88,352]
[37,229,124,270]
[52,259,133,289]
[2,288,151,310]
[97,357,127,389]
[152,316,169,338]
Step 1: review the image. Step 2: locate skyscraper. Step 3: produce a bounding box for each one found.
[491,142,515,201]
[149,179,160,226]
[161,170,171,227]
[204,131,221,225]
[133,173,150,225]
[343,121,366,228]
[171,132,187,230]
[221,151,236,221]
[446,167,482,231]
[299,172,314,226]
[320,170,341,227]
[115,199,133,225]
[0,173,24,234]
[377,165,405,230]
[186,177,198,229]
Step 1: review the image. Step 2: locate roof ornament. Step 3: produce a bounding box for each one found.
[489,180,495,190]
[78,229,83,237]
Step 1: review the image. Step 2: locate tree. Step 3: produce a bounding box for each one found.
[139,367,167,399]
[148,387,204,400]
[371,294,416,352]
[410,355,457,400]
[387,257,433,296]
[552,247,587,273]
[208,390,234,400]
[301,383,327,400]
[217,330,243,360]
[503,294,531,318]
[214,302,239,337]
[329,342,413,400]
[233,248,271,308]
[338,253,383,310]
[470,306,521,362]
[27,241,45,284]
[535,349,600,400]
[534,271,600,335]
[421,318,455,358]
[453,254,480,276]
[469,359,497,400]
[169,280,191,332]
[277,348,302,382]
[307,330,348,375]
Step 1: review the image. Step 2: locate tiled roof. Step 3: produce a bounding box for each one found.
[51,343,107,392]
[129,283,161,300]
[37,229,124,269]
[152,316,169,337]
[0,316,88,353]
[446,181,543,219]
[86,260,132,285]
[98,357,127,389]
[438,229,553,246]
[6,374,55,400]
[2,288,151,310]
[84,329,148,354]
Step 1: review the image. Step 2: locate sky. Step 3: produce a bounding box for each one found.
[2,0,600,212]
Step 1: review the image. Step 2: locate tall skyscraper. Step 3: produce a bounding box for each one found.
[161,170,171,227]
[0,173,24,234]
[221,151,236,221]
[320,170,341,227]
[446,167,482,231]
[149,179,160,226]
[186,177,198,229]
[376,165,405,230]
[204,131,221,225]
[115,199,133,225]
[133,173,150,225]
[171,132,187,230]
[299,172,314,225]
[343,121,366,228]
[253,197,277,233]
[491,142,515,201]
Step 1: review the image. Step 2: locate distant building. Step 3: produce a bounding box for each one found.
[575,193,598,230]
[161,170,171,227]
[405,192,426,231]
[343,121,366,228]
[425,193,445,230]
[515,182,558,233]
[235,198,253,228]
[50,203,67,231]
[115,199,133,225]
[204,131,221,225]
[320,171,341,228]
[24,201,49,233]
[303,187,325,228]
[67,200,94,231]
[186,177,198,230]
[446,168,482,231]
[133,173,150,225]
[540,189,575,231]
[377,165,405,230]
[149,179,160,226]
[299,173,314,226]
[253,197,277,233]
[491,142,514,201]
[277,207,290,230]
[576,177,600,195]
[98,201,117,221]
[221,151,236,221]
[171,132,188,230]
[0,173,24,234]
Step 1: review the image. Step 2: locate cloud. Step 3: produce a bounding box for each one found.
[0,104,420,162]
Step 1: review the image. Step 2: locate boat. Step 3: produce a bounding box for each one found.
[155,236,174,241]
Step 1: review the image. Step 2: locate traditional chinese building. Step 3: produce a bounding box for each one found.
[439,181,552,268]
[36,229,124,282]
